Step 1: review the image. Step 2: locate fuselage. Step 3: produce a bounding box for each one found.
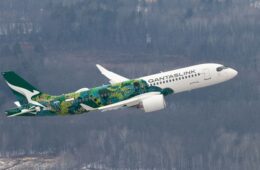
[140,63,237,93]
[14,79,161,116]
[5,63,237,116]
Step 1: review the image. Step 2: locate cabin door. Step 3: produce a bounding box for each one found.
[203,68,211,80]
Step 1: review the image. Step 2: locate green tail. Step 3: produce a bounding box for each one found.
[2,71,42,105]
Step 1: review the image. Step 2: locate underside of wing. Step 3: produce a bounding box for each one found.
[98,92,161,112]
[96,64,129,84]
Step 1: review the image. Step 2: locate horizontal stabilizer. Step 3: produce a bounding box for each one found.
[6,106,37,117]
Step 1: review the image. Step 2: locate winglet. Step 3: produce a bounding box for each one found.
[96,64,107,73]
[96,64,129,84]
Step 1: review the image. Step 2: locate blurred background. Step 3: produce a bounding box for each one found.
[0,0,259,169]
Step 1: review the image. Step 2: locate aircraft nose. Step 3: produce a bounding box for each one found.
[229,68,238,78]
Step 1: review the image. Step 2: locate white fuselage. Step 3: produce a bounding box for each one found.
[140,63,237,94]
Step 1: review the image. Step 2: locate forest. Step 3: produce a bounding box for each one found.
[0,0,259,169]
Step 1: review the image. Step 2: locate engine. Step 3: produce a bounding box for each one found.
[141,94,166,112]
[35,106,41,112]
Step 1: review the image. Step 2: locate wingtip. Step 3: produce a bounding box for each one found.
[1,71,14,76]
[96,64,107,72]
[1,71,9,75]
[96,64,102,69]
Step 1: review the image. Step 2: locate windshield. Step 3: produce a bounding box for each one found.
[216,66,228,72]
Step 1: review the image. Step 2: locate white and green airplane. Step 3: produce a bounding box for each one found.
[2,63,237,117]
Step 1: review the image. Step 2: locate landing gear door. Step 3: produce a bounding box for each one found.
[203,68,211,80]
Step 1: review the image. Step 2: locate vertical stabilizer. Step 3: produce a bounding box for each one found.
[2,71,42,106]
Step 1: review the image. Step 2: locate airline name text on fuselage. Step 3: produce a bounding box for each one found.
[148,70,196,83]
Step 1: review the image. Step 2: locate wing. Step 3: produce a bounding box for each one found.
[96,64,129,84]
[98,92,161,112]
[75,87,89,93]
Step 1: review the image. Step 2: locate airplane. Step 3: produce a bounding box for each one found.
[2,63,237,117]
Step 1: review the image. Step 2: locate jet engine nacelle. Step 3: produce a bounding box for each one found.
[141,94,166,112]
[35,106,41,112]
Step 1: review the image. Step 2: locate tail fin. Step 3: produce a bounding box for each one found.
[2,71,42,105]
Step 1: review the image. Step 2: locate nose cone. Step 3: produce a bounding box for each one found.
[229,68,238,79]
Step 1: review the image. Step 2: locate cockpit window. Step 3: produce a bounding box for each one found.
[216,66,228,72]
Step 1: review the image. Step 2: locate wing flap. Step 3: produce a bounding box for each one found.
[80,103,96,111]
